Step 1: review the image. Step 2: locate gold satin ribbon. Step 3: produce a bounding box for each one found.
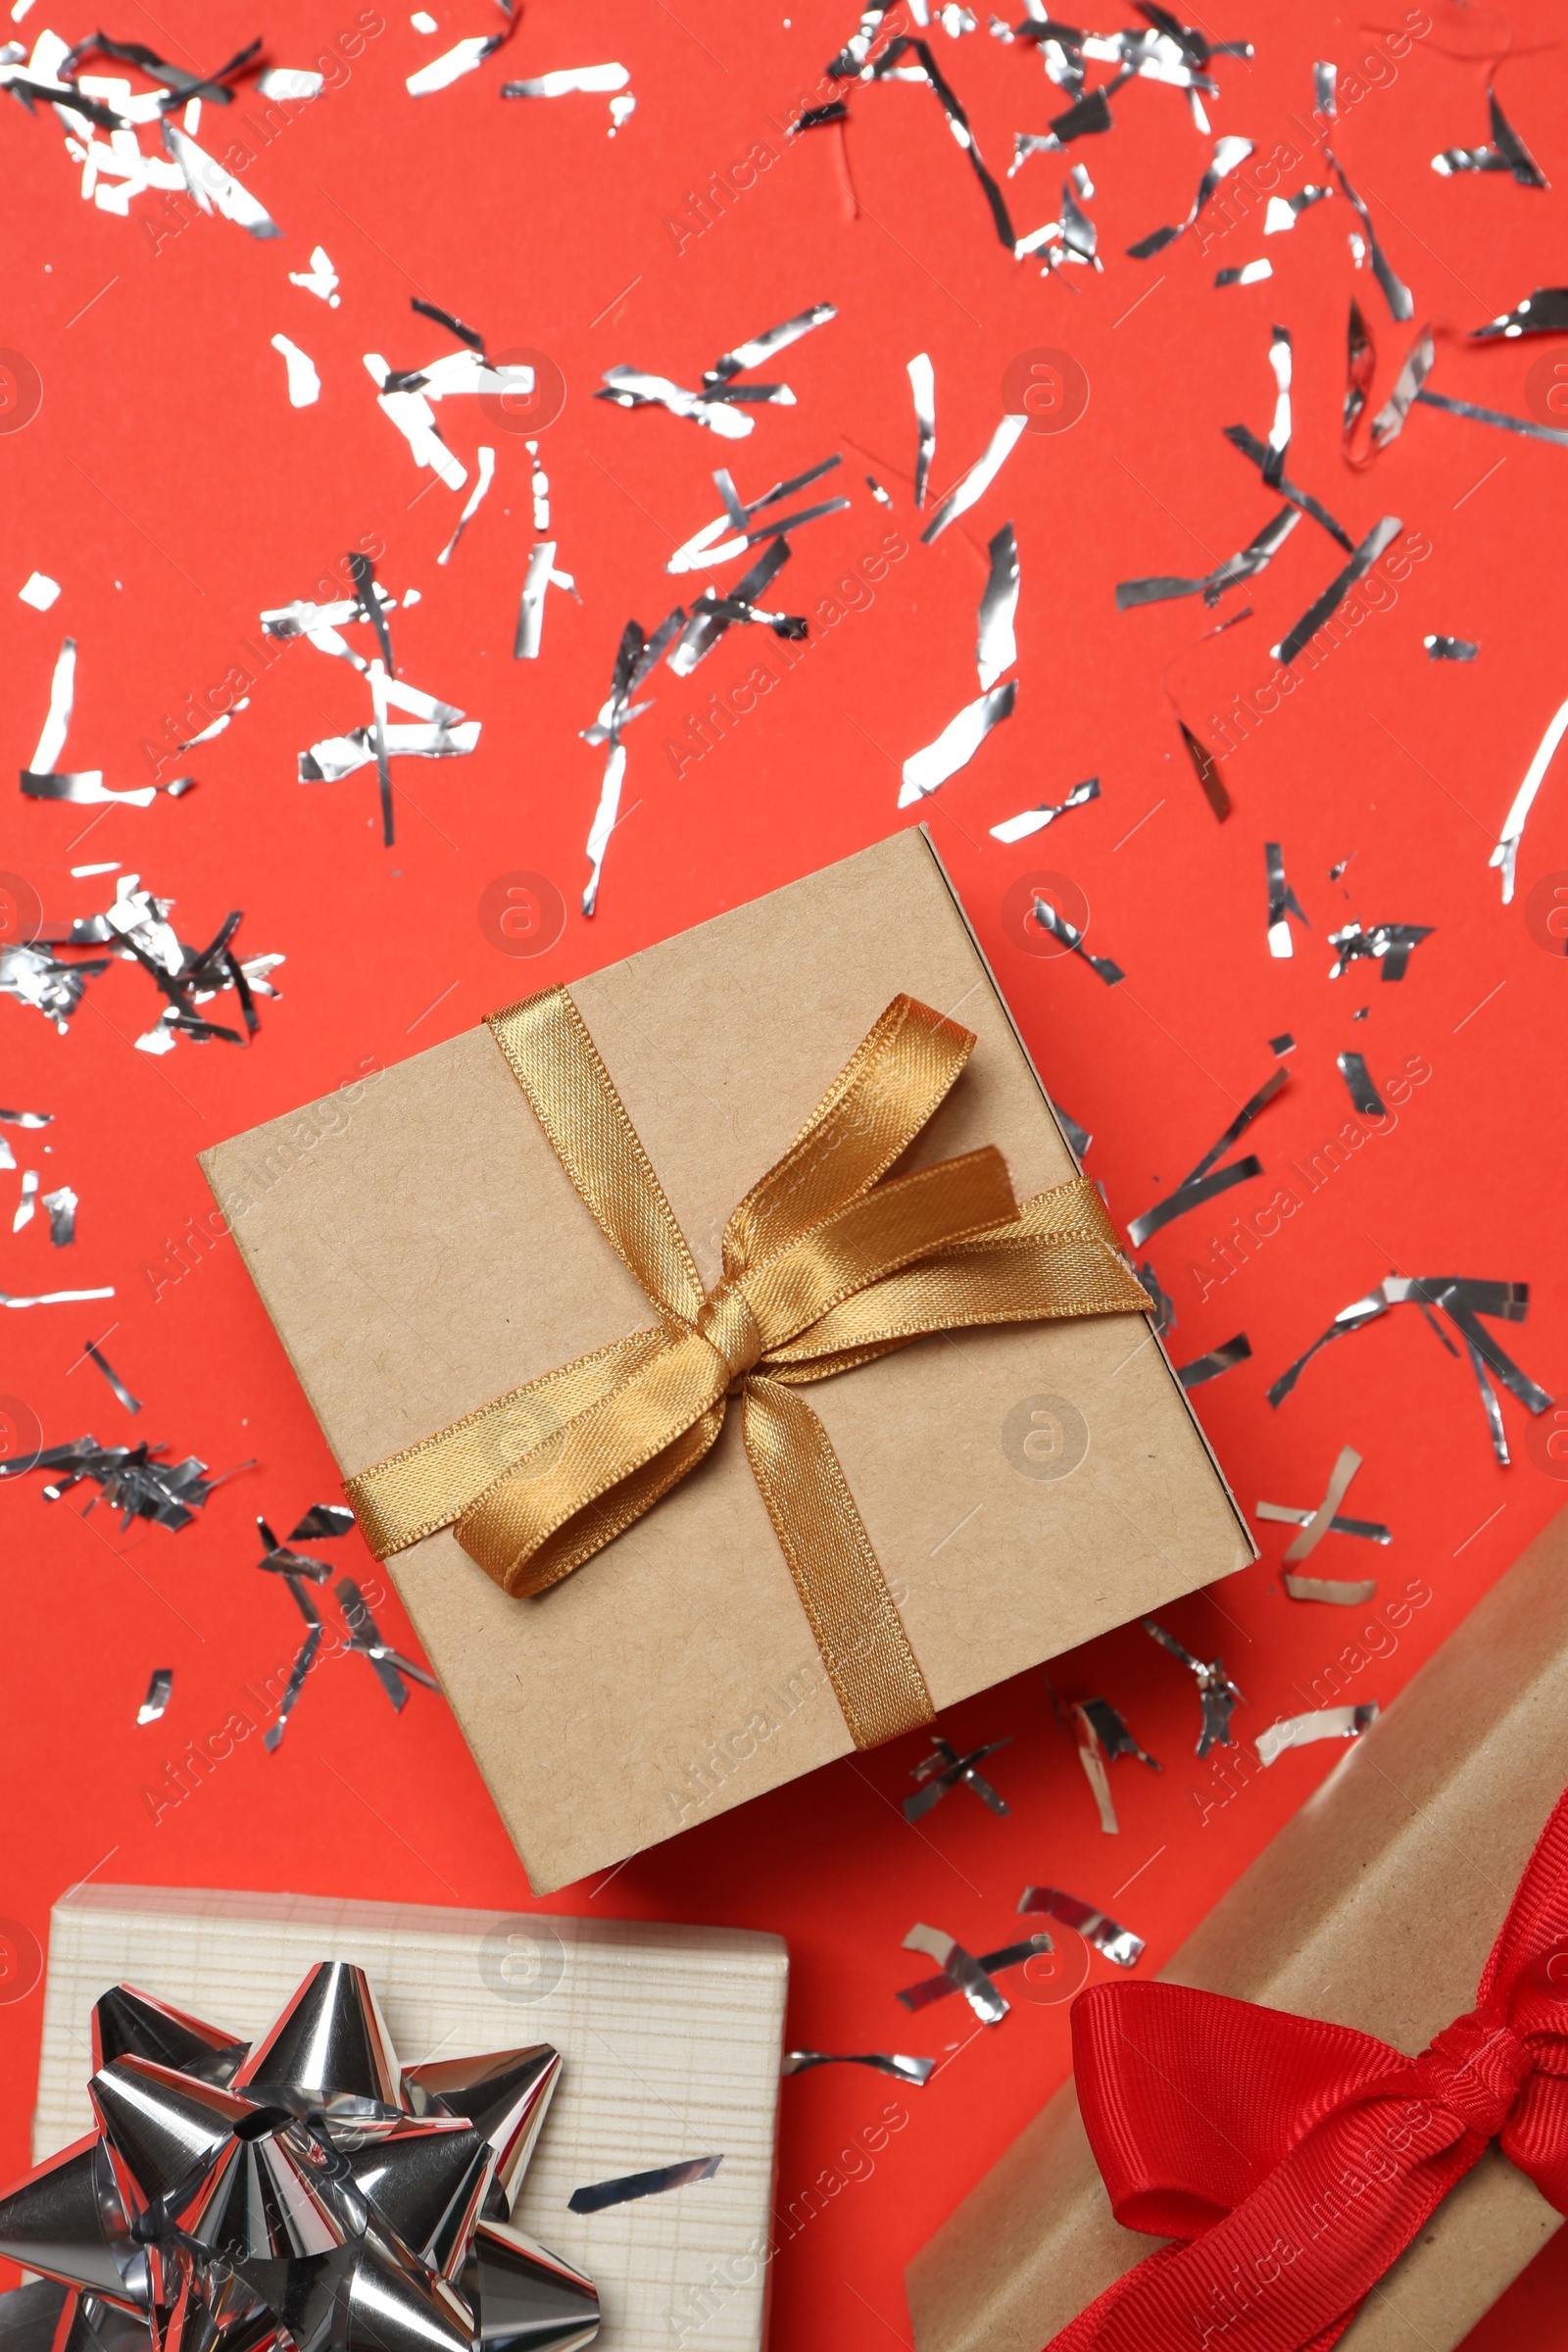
[345,989,1148,1749]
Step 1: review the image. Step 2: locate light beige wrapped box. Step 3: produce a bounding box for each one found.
[906,1500,1568,2352]
[201,829,1251,1893]
[35,1886,787,2352]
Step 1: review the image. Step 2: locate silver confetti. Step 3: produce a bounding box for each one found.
[1017,1886,1143,1969]
[990,774,1099,844]
[783,2051,934,2085]
[84,1338,140,1412]
[1177,1333,1251,1390]
[898,1934,1052,2012]
[1490,694,1568,901]
[899,681,1016,806]
[1144,1617,1243,1755]
[136,1667,172,1725]
[976,520,1018,688]
[42,1184,76,1245]
[921,413,1026,544]
[1266,842,1310,957]
[1273,515,1401,665]
[1326,918,1432,980]
[900,1922,1008,2025]
[1116,505,1298,610]
[1337,1051,1384,1117]
[1426,635,1478,661]
[1127,1064,1287,1246]
[1324,144,1411,319]
[904,1735,1010,1822]
[1256,1703,1377,1768]
[1031,892,1124,984]
[1127,133,1252,259]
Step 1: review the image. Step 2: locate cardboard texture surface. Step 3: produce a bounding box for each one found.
[35,1886,787,2352]
[200,830,1252,1891]
[906,1502,1568,2352]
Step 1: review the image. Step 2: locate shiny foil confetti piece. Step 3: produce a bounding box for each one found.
[1314,58,1337,116]
[1256,1702,1378,1768]
[1368,326,1434,454]
[1075,1698,1158,1835]
[827,4,896,80]
[0,1435,239,1527]
[13,1169,37,1230]
[1338,1051,1384,1116]
[500,63,629,98]
[270,332,318,407]
[1116,505,1298,610]
[1137,1259,1175,1334]
[1278,1443,1369,1564]
[599,305,835,438]
[0,1282,115,1308]
[582,610,685,914]
[1127,133,1252,259]
[515,541,558,658]
[1049,1099,1091,1160]
[853,37,1015,248]
[1432,82,1547,186]
[406,11,514,98]
[900,1922,1008,2024]
[136,1666,172,1724]
[783,2051,935,2085]
[1490,694,1568,901]
[1266,842,1310,957]
[1262,324,1292,485]
[1017,1886,1144,1970]
[990,775,1099,844]
[1472,286,1568,340]
[83,1338,139,1411]
[897,1935,1053,2012]
[289,244,339,302]
[899,680,1016,805]
[437,444,496,564]
[1427,634,1478,660]
[1178,721,1231,822]
[40,1185,75,1245]
[1178,1333,1251,1389]
[1259,1504,1389,1551]
[1216,259,1271,287]
[1268,1277,1551,1465]
[1326,917,1433,979]
[668,538,806,676]
[19,571,59,610]
[1273,516,1401,665]
[1264,184,1332,232]
[1144,1617,1243,1754]
[569,2155,722,2214]
[921,413,1026,544]
[1030,891,1124,985]
[338,1575,440,1706]
[904,1735,1011,1821]
[1324,145,1411,319]
[1127,1064,1287,1246]
[265,1572,323,1749]
[665,461,847,574]
[163,120,280,235]
[1417,386,1568,452]
[976,521,1018,689]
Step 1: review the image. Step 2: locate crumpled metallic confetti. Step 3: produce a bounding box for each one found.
[1030,892,1124,984]
[136,1666,172,1725]
[922,413,1026,545]
[900,681,1016,806]
[1326,917,1433,980]
[1266,842,1310,957]
[1426,634,1478,661]
[783,2051,935,2085]
[1264,184,1332,233]
[1017,1886,1143,1970]
[1472,286,1568,341]
[1324,143,1411,320]
[1273,516,1401,665]
[1,947,102,1038]
[1215,258,1271,288]
[903,1736,1011,1822]
[1074,1697,1159,1835]
[582,611,685,914]
[84,1338,139,1412]
[1116,506,1298,611]
[1127,133,1251,259]
[1144,1616,1243,1754]
[1268,1276,1551,1465]
[1014,175,1099,272]
[907,353,936,507]
[976,522,1018,689]
[1366,326,1435,456]
[1177,1333,1251,1390]
[569,2156,720,2216]
[514,542,578,660]
[338,1576,441,1708]
[0,1436,240,1528]
[598,304,835,437]
[990,775,1099,844]
[666,456,846,575]
[1256,1702,1378,1768]
[667,538,806,677]
[1432,82,1546,186]
[1417,385,1568,452]
[1337,1051,1384,1116]
[898,1934,1053,2013]
[1127,1063,1287,1247]
[0,1958,600,2351]
[1491,694,1568,902]
[900,1924,1014,2023]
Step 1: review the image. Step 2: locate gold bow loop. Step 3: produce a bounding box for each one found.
[345,987,1148,1749]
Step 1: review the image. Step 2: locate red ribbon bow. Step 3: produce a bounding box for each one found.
[1046,1786,1568,2352]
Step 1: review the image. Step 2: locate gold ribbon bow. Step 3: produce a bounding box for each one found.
[345,988,1147,1749]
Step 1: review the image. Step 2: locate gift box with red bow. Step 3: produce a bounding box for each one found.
[906,1500,1568,2352]
[200,828,1250,1893]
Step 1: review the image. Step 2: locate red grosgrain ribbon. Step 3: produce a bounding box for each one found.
[1045,1786,1568,2352]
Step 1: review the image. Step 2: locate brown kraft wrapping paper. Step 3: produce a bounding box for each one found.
[200,828,1252,1894]
[906,1499,1568,2352]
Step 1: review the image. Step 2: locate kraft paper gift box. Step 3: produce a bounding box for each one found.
[201,827,1251,1893]
[30,1885,787,2352]
[906,1500,1568,2352]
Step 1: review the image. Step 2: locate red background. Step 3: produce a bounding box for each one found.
[3,0,1568,2341]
